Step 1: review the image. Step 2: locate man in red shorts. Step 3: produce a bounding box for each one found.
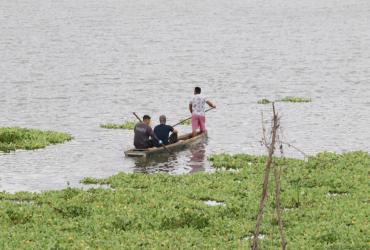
[189,87,216,137]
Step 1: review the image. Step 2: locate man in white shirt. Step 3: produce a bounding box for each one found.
[189,87,216,137]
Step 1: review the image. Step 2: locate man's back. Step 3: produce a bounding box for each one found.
[134,122,153,149]
[190,94,207,116]
[154,124,174,145]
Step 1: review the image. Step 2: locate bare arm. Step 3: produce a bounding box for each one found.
[189,103,193,114]
[170,126,178,134]
[206,100,216,108]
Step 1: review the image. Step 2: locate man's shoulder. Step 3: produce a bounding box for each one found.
[137,123,152,129]
[154,124,172,131]
[134,122,141,129]
[194,94,206,99]
[156,124,168,131]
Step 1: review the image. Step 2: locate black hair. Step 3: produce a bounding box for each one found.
[195,87,201,94]
[143,115,151,120]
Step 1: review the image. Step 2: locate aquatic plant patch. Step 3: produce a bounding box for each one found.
[100,121,136,130]
[257,97,312,104]
[257,98,271,104]
[178,119,192,125]
[279,96,311,103]
[0,127,72,152]
[0,152,368,249]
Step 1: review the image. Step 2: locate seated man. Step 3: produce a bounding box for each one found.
[134,115,155,149]
[154,115,178,147]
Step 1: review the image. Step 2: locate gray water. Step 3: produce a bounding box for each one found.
[1,0,369,192]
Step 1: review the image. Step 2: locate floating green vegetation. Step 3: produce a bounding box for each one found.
[0,151,368,249]
[279,96,312,103]
[178,119,191,125]
[257,98,271,104]
[0,127,72,152]
[100,121,136,130]
[257,97,312,104]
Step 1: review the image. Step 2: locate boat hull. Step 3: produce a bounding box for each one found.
[124,132,207,157]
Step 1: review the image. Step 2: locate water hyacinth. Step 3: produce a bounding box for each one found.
[279,96,312,103]
[0,127,72,152]
[257,98,271,104]
[100,121,136,130]
[257,97,312,104]
[0,151,368,249]
[178,119,191,125]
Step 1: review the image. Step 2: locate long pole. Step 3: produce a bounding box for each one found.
[132,112,171,154]
[172,107,215,128]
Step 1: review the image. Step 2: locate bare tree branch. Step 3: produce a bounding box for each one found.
[252,103,280,250]
[260,111,268,149]
[280,141,308,158]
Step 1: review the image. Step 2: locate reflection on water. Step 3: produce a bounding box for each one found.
[132,139,208,174]
[188,142,207,173]
[133,154,177,173]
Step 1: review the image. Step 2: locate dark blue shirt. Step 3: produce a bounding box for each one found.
[154,124,174,146]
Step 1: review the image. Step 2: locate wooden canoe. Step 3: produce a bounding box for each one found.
[124,132,207,157]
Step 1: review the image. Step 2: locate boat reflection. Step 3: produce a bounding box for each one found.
[131,139,208,174]
[133,153,177,173]
[188,142,206,173]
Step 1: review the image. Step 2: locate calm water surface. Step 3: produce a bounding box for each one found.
[1,0,369,192]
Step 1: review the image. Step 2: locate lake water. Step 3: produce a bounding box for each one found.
[1,0,369,192]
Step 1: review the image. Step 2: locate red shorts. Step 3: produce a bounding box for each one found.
[192,115,206,133]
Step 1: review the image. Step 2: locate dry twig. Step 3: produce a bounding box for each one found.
[252,103,281,250]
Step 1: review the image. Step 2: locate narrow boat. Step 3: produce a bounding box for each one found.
[124,132,207,157]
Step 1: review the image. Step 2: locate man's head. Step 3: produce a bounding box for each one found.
[143,115,151,125]
[159,115,166,125]
[194,87,201,95]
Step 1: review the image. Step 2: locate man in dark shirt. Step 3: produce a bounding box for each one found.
[154,115,178,147]
[134,115,155,149]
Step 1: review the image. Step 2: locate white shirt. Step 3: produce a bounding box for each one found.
[190,94,207,116]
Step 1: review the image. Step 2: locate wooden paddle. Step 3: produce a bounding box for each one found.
[172,107,215,127]
[132,112,171,154]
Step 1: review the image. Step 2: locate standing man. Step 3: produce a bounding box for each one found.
[134,115,155,149]
[189,87,216,137]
